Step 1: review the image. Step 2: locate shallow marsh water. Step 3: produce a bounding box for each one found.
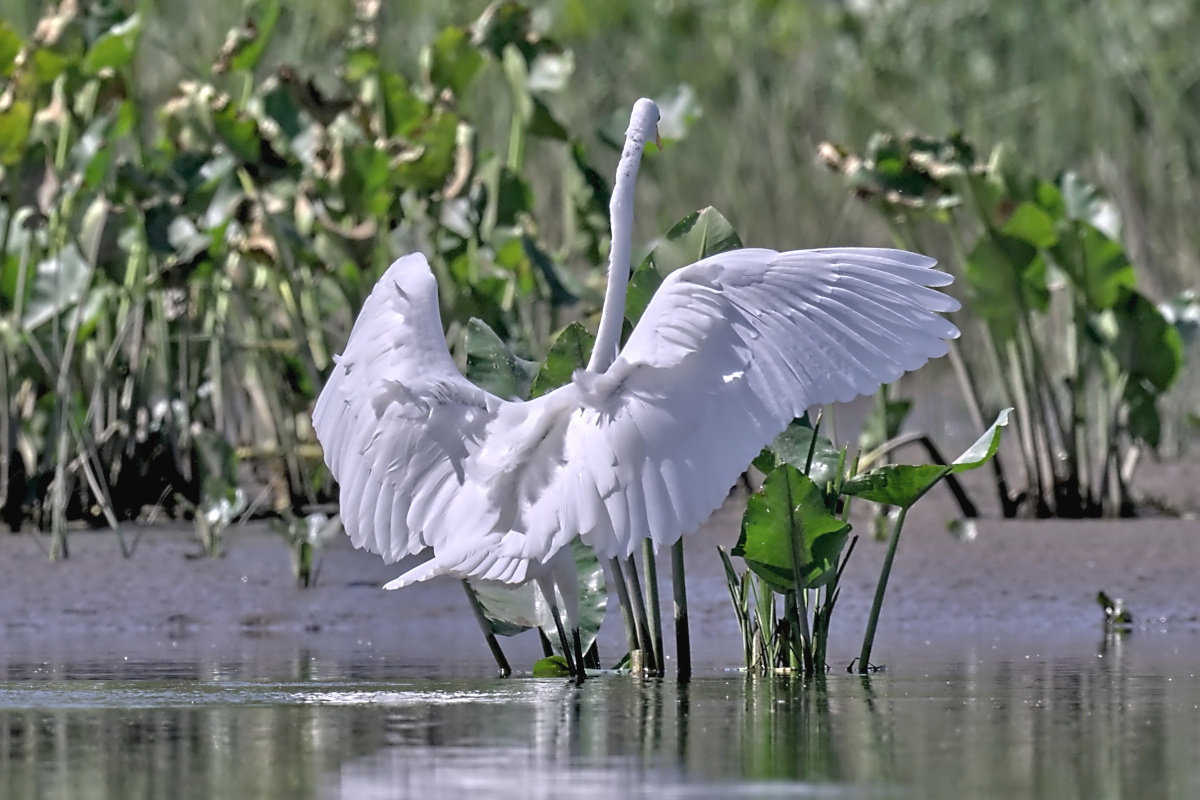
[2,632,1199,799]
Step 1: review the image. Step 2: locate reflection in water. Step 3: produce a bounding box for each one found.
[1,635,1199,798]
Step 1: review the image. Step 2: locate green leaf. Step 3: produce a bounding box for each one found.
[734,465,851,593]
[395,111,459,193]
[532,655,571,677]
[0,22,21,77]
[464,317,536,400]
[229,0,280,73]
[211,102,261,164]
[0,101,32,166]
[964,232,1047,342]
[1052,223,1135,312]
[467,537,607,657]
[426,27,484,97]
[1000,202,1058,248]
[82,13,142,75]
[379,71,426,138]
[494,167,532,228]
[759,416,842,493]
[1124,380,1161,448]
[1107,288,1182,393]
[841,409,1012,507]
[528,97,569,141]
[644,206,743,278]
[342,143,393,218]
[530,322,594,398]
[23,245,92,332]
[623,263,663,327]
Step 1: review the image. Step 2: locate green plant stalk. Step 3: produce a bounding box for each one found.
[717,546,751,668]
[642,540,664,674]
[609,557,641,660]
[624,553,658,673]
[460,580,512,678]
[858,505,909,673]
[671,539,691,679]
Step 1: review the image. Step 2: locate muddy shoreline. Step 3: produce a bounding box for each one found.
[2,463,1198,669]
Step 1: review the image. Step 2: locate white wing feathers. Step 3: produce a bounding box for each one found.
[312,254,500,563]
[313,248,959,586]
[518,247,960,562]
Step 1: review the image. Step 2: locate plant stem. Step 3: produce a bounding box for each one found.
[609,557,640,660]
[671,539,691,680]
[642,540,664,674]
[624,553,658,674]
[858,506,909,673]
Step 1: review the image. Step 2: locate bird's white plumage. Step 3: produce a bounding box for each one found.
[312,245,960,591]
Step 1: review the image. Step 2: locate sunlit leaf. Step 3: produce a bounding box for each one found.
[964,232,1047,342]
[841,409,1011,507]
[395,111,459,193]
[644,206,742,278]
[380,71,426,138]
[623,263,663,327]
[0,22,21,77]
[426,26,484,97]
[530,322,593,398]
[1051,223,1135,312]
[82,13,142,75]
[464,317,536,400]
[754,416,842,494]
[653,83,701,145]
[734,465,851,593]
[1000,202,1057,248]
[0,101,32,166]
[1059,171,1121,241]
[532,655,571,677]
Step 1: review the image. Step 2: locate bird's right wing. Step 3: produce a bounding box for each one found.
[312,254,501,563]
[517,247,960,562]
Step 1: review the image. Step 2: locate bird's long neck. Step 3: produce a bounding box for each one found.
[586,102,655,374]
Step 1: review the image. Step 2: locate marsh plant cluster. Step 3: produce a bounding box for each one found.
[0,3,1189,673]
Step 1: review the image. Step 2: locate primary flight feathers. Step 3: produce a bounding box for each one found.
[312,247,960,589]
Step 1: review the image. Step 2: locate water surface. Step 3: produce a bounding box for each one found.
[2,632,1198,799]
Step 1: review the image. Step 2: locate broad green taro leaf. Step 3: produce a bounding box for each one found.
[841,409,1011,508]
[530,322,594,399]
[734,464,851,593]
[464,317,536,400]
[643,206,743,279]
[1051,223,1135,312]
[753,416,842,497]
[964,232,1047,342]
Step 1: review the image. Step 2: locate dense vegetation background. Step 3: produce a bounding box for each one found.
[0,0,1196,559]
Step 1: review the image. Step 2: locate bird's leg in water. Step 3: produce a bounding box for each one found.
[537,575,579,678]
[571,628,586,684]
[624,554,658,674]
[609,558,641,661]
[642,540,665,675]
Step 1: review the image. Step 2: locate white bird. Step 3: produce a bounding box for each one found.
[312,98,960,672]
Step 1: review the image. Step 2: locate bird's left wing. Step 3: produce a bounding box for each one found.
[518,247,960,562]
[312,253,501,563]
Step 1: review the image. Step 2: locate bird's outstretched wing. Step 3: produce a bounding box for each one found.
[518,247,960,562]
[312,254,501,563]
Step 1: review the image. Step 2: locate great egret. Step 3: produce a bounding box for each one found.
[312,97,960,675]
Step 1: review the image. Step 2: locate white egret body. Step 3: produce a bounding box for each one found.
[312,98,960,635]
